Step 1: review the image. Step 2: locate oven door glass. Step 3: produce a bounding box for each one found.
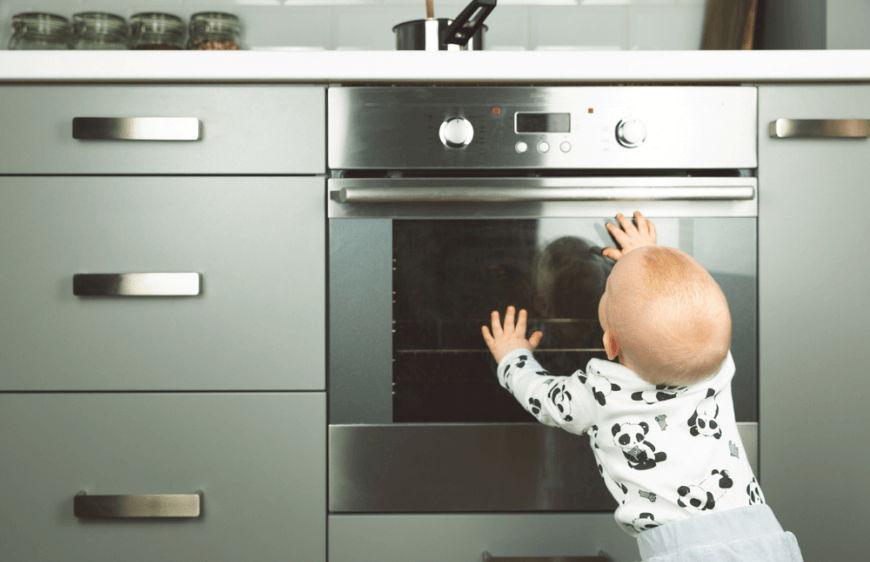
[329,216,757,426]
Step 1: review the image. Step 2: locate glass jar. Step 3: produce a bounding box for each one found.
[187,12,241,50]
[8,12,71,50]
[72,12,128,50]
[130,12,185,50]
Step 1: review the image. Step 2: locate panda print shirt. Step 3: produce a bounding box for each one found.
[498,347,764,537]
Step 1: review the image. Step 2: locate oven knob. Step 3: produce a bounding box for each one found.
[616,118,647,148]
[439,117,474,148]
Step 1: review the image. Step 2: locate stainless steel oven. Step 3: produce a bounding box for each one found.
[327,86,758,513]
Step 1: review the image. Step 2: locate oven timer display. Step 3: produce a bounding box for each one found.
[515,112,571,133]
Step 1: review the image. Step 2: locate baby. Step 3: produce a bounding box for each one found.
[482,211,804,561]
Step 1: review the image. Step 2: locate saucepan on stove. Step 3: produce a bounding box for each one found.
[393,0,496,51]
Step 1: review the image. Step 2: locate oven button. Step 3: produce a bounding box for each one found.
[616,118,647,148]
[515,141,528,153]
[560,142,571,152]
[538,141,550,153]
[439,117,474,148]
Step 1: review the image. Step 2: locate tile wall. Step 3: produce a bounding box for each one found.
[0,0,707,51]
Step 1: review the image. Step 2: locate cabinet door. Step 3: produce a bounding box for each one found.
[758,85,870,561]
[0,176,324,390]
[0,393,325,562]
[0,85,325,174]
[329,514,640,562]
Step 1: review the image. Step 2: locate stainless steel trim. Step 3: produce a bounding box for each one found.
[337,186,755,204]
[72,117,201,141]
[769,119,870,138]
[327,177,758,219]
[328,422,759,513]
[74,491,202,518]
[73,273,201,297]
[482,553,609,562]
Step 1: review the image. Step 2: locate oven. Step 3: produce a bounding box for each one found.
[327,86,758,513]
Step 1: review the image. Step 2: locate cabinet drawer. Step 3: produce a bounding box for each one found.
[0,176,324,390]
[0,85,324,174]
[329,514,640,562]
[0,393,325,562]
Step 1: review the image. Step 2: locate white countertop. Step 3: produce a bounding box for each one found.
[1,50,868,83]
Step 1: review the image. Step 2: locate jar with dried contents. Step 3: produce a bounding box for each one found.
[187,12,241,50]
[9,12,71,50]
[130,12,185,50]
[72,12,128,50]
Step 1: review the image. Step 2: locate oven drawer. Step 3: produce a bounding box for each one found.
[0,176,324,391]
[0,85,324,174]
[329,514,640,562]
[0,393,325,562]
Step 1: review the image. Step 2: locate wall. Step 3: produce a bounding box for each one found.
[760,0,870,49]
[1,0,707,51]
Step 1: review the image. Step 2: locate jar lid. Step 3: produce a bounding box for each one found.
[73,12,128,39]
[189,12,240,34]
[12,12,71,37]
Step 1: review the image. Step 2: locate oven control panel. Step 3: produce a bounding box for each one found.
[328,86,758,170]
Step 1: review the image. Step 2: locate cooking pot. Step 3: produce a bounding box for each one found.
[393,0,496,51]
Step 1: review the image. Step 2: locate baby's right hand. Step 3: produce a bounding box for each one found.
[602,211,657,261]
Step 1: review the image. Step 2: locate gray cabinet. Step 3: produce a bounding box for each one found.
[0,393,325,562]
[758,85,870,561]
[0,85,325,174]
[0,176,324,391]
[330,514,640,562]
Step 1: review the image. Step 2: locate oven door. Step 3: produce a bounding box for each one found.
[328,176,758,513]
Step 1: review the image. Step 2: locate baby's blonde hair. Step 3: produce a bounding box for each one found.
[609,247,732,386]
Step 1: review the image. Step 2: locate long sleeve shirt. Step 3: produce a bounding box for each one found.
[497,347,765,537]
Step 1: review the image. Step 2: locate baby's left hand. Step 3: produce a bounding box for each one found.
[482,306,543,364]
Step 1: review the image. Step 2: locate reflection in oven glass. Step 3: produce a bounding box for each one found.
[393,220,615,423]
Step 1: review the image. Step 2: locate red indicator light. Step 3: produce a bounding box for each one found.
[588,108,594,114]
[493,107,500,115]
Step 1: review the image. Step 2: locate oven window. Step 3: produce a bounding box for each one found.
[392,220,613,423]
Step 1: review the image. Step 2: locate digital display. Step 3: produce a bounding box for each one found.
[516,113,571,133]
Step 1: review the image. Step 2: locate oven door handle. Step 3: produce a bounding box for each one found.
[335,186,755,203]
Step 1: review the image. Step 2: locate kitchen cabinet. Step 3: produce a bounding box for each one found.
[329,514,639,562]
[0,393,325,562]
[0,176,324,391]
[758,85,870,561]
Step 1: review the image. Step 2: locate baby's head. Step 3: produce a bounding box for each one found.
[598,246,731,386]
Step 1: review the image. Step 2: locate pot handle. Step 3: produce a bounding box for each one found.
[441,0,496,47]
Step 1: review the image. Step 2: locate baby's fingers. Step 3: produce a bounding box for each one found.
[490,310,503,339]
[503,306,516,333]
[528,330,543,351]
[482,325,495,348]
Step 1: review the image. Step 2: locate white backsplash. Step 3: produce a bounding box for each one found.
[0,0,707,51]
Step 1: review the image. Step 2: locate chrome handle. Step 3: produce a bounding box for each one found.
[74,491,202,518]
[769,119,870,138]
[482,552,609,562]
[336,186,755,204]
[72,117,201,140]
[73,273,201,297]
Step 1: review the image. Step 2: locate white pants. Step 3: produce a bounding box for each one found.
[636,505,804,562]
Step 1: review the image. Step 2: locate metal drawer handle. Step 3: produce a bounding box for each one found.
[74,491,202,518]
[73,273,201,297]
[72,117,202,141]
[482,552,609,562]
[335,186,755,204]
[769,119,870,138]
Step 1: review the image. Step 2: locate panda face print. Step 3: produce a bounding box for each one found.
[688,388,722,439]
[611,422,667,470]
[747,476,765,505]
[578,368,621,406]
[624,512,661,534]
[677,469,734,511]
[631,384,689,405]
[548,381,573,422]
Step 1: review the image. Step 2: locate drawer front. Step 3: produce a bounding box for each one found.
[329,514,640,562]
[0,176,324,390]
[0,85,324,174]
[0,393,325,562]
